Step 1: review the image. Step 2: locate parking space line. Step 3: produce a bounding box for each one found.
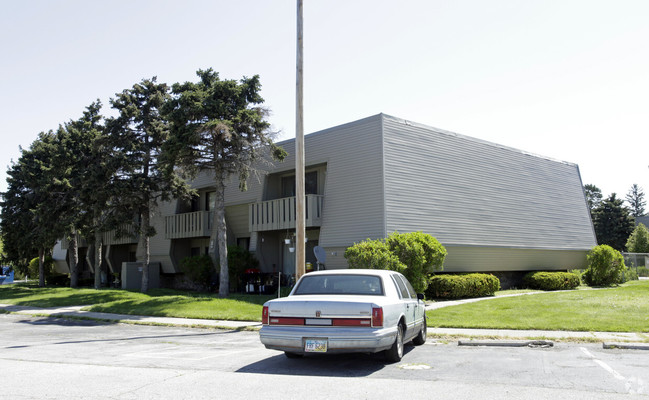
[580,347,625,381]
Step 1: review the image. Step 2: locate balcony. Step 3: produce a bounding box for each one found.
[60,223,138,249]
[249,194,324,232]
[164,210,213,239]
[102,224,139,245]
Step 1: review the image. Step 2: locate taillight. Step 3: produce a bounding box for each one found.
[371,306,383,327]
[262,306,269,325]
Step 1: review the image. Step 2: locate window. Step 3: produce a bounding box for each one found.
[190,196,200,212]
[281,171,318,197]
[392,274,412,299]
[293,274,384,296]
[401,276,417,298]
[237,237,250,251]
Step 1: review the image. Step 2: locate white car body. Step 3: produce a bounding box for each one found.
[259,269,427,361]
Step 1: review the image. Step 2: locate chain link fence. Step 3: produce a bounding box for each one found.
[622,252,649,277]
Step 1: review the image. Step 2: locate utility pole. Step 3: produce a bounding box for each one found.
[295,0,306,280]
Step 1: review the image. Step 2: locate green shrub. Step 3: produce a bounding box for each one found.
[385,232,447,293]
[227,245,259,292]
[523,271,580,291]
[583,245,626,287]
[345,231,447,293]
[345,239,406,273]
[28,256,55,282]
[637,267,649,277]
[180,254,214,289]
[568,269,585,284]
[426,273,500,299]
[621,267,639,282]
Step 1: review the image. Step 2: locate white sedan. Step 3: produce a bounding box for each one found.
[259,269,427,362]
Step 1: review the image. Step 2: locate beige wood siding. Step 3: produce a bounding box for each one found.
[149,200,175,273]
[225,204,250,241]
[443,246,588,272]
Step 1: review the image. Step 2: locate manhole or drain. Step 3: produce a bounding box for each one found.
[399,363,432,370]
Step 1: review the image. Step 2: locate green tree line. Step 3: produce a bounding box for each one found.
[0,69,285,295]
[584,183,647,252]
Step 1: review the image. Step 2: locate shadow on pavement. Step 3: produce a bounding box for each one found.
[236,346,414,378]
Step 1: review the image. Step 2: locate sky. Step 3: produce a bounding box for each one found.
[1,0,648,201]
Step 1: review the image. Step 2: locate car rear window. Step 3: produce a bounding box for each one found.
[293,274,384,296]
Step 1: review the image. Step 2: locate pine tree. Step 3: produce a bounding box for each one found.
[625,184,646,217]
[1,133,66,286]
[106,77,187,292]
[584,184,603,212]
[592,194,635,251]
[59,101,111,288]
[164,69,286,297]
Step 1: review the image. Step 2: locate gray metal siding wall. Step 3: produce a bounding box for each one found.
[304,116,386,247]
[248,115,386,249]
[382,115,596,251]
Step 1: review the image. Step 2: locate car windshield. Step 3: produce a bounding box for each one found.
[293,274,384,296]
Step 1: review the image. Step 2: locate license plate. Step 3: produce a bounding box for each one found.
[304,339,328,353]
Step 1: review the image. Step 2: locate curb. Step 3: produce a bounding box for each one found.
[603,342,649,350]
[458,339,554,348]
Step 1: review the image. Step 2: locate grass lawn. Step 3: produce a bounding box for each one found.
[3,280,649,331]
[0,284,273,322]
[427,280,649,332]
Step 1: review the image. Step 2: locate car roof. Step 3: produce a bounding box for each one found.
[301,269,398,277]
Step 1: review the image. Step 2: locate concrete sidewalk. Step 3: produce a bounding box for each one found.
[2,302,647,344]
[0,303,262,330]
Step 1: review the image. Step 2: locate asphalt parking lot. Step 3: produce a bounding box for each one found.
[1,313,648,399]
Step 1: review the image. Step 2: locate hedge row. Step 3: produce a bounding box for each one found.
[426,273,500,299]
[523,271,580,291]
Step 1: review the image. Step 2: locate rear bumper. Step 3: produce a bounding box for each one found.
[259,325,398,354]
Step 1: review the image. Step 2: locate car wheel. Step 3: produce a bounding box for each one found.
[412,318,427,346]
[284,351,303,359]
[385,324,404,363]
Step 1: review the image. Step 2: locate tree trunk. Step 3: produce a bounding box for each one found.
[139,207,151,293]
[69,230,79,288]
[38,248,45,287]
[93,233,102,289]
[211,172,229,297]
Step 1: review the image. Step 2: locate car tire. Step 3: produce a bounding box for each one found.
[284,351,303,359]
[385,324,404,363]
[412,319,427,346]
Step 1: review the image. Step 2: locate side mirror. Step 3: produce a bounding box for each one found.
[417,293,425,301]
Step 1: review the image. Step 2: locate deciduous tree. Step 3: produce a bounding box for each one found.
[626,223,649,253]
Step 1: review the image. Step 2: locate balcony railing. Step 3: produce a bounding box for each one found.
[60,223,138,249]
[164,210,213,239]
[249,194,324,232]
[102,224,139,245]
